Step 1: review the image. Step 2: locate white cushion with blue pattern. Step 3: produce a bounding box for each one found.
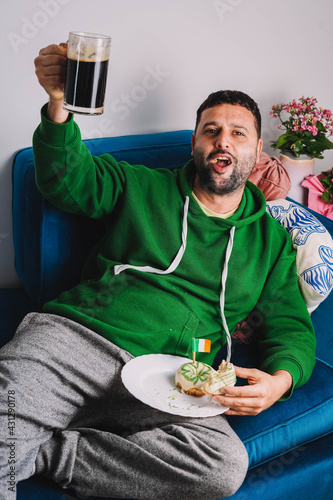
[266,199,333,313]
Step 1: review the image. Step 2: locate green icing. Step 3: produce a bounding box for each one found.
[181,362,213,385]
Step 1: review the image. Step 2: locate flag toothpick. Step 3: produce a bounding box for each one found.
[191,338,211,364]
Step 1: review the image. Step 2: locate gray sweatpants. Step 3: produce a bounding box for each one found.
[0,313,248,500]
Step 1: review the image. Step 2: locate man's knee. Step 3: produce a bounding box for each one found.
[168,420,249,499]
[221,439,248,497]
[200,437,248,499]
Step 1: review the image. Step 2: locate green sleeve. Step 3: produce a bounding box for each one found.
[254,239,316,397]
[33,104,125,219]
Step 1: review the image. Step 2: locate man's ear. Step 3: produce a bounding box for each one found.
[256,138,263,161]
[191,132,196,157]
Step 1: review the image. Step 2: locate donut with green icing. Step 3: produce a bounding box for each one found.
[175,361,214,397]
[175,360,236,397]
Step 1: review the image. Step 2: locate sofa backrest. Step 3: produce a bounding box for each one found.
[12,130,193,306]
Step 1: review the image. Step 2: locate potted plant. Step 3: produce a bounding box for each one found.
[270,97,333,204]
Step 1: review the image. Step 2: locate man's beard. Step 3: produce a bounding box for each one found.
[193,148,257,195]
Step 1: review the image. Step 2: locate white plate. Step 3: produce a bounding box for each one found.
[121,354,229,417]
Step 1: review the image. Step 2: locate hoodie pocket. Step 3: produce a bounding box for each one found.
[64,272,200,357]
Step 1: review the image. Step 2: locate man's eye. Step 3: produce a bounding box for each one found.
[205,128,217,134]
[233,130,244,136]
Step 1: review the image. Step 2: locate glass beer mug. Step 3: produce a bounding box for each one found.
[63,31,111,115]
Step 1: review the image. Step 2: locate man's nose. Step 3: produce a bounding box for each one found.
[215,131,229,149]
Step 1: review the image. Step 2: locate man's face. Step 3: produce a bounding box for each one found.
[192,104,263,196]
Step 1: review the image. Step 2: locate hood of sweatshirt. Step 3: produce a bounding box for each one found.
[179,159,267,228]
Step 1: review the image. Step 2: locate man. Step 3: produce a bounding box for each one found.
[0,43,315,500]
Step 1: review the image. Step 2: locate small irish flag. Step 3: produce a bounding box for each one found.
[192,338,211,353]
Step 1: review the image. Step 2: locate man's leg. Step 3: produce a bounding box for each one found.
[36,363,248,500]
[0,312,133,499]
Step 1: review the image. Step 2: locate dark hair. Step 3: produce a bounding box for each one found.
[195,90,261,138]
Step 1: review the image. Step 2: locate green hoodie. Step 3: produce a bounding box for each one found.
[33,106,316,391]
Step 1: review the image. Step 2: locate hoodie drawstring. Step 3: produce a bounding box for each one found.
[113,195,235,362]
[114,196,189,276]
[219,225,235,362]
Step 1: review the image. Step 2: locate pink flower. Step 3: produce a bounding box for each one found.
[271,96,333,158]
[323,109,332,118]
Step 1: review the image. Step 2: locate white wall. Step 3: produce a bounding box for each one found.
[1,0,333,287]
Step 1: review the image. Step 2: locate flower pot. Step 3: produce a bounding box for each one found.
[279,152,315,205]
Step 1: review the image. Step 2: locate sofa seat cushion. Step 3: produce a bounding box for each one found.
[229,432,333,500]
[227,354,333,469]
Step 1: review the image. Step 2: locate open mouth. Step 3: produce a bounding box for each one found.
[210,153,233,174]
[211,156,231,166]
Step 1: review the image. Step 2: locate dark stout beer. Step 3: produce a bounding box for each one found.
[63,32,111,115]
[64,57,109,111]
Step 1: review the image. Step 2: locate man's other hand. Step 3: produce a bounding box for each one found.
[213,366,293,415]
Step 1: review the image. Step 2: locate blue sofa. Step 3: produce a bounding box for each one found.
[2,130,333,499]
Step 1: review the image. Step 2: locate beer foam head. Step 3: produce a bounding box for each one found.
[67,32,111,62]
